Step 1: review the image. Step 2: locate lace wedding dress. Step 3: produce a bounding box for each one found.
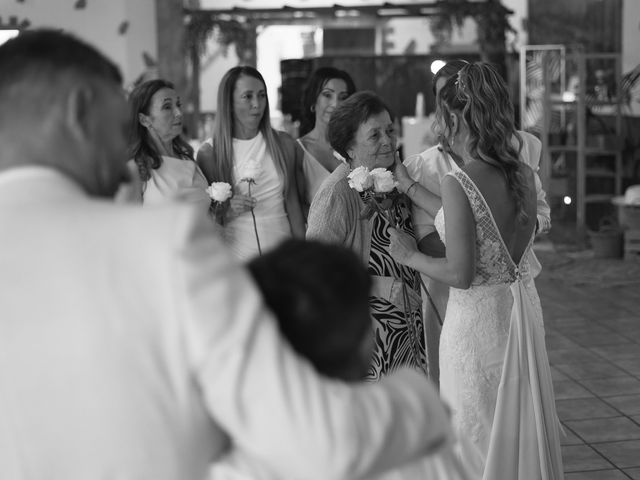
[435,170,564,480]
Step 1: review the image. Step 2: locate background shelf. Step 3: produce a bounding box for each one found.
[520,48,623,232]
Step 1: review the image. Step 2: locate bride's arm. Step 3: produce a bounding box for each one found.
[389,176,475,289]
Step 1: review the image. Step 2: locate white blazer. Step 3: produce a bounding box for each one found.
[0,167,451,480]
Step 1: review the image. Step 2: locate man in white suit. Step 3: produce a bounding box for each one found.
[0,30,451,480]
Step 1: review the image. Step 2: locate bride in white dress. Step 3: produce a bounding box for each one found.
[389,63,564,480]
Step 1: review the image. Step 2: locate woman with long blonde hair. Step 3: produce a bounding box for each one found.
[389,63,563,479]
[197,66,305,260]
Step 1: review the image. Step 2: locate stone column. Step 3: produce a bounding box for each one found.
[156,0,200,136]
[155,0,187,95]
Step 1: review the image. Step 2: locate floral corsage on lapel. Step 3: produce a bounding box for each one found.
[348,166,402,227]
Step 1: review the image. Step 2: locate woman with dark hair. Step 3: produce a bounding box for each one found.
[297,67,356,210]
[249,239,374,381]
[196,66,305,260]
[127,79,210,211]
[389,63,563,479]
[306,91,429,382]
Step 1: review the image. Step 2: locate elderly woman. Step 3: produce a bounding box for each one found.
[197,66,305,260]
[127,79,210,213]
[306,91,427,382]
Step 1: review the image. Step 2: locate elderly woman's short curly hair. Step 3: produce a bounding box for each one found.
[327,91,394,163]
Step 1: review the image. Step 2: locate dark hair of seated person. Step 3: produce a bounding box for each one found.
[247,239,373,381]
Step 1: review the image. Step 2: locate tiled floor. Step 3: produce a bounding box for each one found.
[536,245,640,478]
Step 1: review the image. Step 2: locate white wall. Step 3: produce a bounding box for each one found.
[257,25,308,112]
[0,0,157,87]
[123,0,158,87]
[199,25,311,115]
[199,40,240,113]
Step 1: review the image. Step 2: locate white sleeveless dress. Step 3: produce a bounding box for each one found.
[142,156,211,215]
[436,170,563,480]
[223,133,291,261]
[296,138,332,206]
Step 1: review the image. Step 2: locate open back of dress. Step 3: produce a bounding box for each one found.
[436,169,563,480]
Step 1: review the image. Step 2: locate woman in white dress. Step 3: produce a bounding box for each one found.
[389,63,564,479]
[197,66,305,260]
[128,79,210,214]
[296,67,356,212]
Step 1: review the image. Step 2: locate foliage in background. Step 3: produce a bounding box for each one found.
[429,0,514,78]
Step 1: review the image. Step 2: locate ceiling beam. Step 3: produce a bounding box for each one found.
[184,1,512,23]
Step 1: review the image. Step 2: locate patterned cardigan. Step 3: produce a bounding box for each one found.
[306,162,373,266]
[306,162,423,315]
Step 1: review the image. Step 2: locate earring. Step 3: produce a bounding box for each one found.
[310,105,315,112]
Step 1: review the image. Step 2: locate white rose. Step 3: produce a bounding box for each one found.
[347,166,373,192]
[369,168,396,193]
[207,182,232,202]
[240,158,262,181]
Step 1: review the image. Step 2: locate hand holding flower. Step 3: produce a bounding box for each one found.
[349,166,401,226]
[388,227,419,266]
[227,194,256,219]
[207,181,233,224]
[240,158,263,255]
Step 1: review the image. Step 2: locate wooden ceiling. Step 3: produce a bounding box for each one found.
[185,1,511,24]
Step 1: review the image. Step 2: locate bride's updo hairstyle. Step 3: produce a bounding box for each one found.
[437,62,530,225]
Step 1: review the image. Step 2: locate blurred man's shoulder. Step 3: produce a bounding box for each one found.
[88,200,214,250]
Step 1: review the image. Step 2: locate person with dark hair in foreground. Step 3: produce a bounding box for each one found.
[0,29,453,480]
[249,239,373,380]
[212,239,470,480]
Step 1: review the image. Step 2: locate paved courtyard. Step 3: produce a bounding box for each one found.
[536,241,640,479]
